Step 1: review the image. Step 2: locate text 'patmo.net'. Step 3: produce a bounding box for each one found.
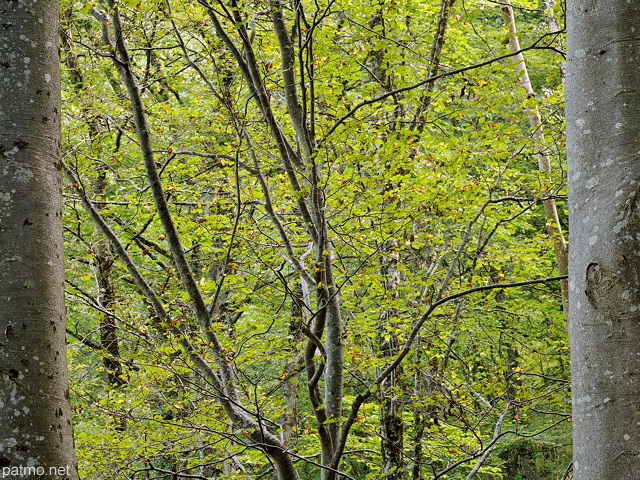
[2,466,72,478]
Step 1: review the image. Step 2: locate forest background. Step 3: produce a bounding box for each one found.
[59,0,570,478]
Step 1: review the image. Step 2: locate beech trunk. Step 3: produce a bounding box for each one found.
[0,1,78,477]
[567,2,640,478]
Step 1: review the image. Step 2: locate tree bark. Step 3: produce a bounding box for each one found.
[0,1,78,477]
[566,2,640,478]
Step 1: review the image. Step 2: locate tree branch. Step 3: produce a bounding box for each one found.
[320,36,562,144]
[331,274,567,470]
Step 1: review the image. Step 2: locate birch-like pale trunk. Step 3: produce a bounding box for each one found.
[0,1,78,477]
[500,0,568,320]
[541,0,566,79]
[566,2,640,478]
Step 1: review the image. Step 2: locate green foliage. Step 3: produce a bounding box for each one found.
[61,0,570,478]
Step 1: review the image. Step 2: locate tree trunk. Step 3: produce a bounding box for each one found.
[93,179,125,389]
[379,236,404,480]
[500,0,569,321]
[566,2,640,478]
[282,282,304,446]
[366,8,406,478]
[0,1,78,477]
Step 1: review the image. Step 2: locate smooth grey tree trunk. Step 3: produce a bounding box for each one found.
[566,2,640,478]
[0,1,78,478]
